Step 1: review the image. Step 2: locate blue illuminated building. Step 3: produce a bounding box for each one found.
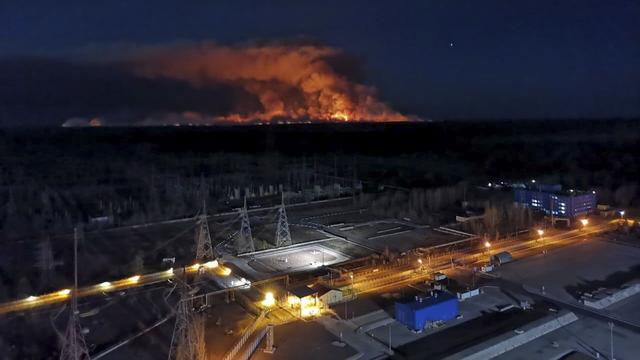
[514,183,596,219]
[394,291,458,331]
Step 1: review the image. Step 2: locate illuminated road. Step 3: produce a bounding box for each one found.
[0,261,246,315]
[0,220,617,316]
[346,221,615,295]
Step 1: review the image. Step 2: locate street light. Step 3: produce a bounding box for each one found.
[609,321,615,360]
[619,210,625,220]
[485,241,491,261]
[262,292,275,307]
[537,229,546,254]
[580,218,589,227]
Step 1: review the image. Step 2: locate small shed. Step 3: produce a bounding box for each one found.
[311,284,343,305]
[394,291,458,331]
[287,285,320,317]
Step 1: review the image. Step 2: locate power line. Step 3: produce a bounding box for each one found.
[59,226,90,360]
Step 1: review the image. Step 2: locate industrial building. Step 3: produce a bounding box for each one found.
[394,291,458,331]
[513,183,596,222]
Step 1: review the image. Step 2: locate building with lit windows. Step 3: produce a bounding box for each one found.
[514,184,596,221]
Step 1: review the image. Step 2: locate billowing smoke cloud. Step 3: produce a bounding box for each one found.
[124,42,408,124]
[0,42,412,127]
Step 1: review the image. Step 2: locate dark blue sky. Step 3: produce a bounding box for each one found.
[1,0,639,123]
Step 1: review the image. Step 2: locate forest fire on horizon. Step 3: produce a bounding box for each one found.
[126,43,408,124]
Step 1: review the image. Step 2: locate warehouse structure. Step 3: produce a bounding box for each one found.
[394,291,458,332]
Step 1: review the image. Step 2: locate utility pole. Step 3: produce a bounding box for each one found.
[609,321,615,360]
[59,226,90,360]
[236,196,255,254]
[275,193,292,247]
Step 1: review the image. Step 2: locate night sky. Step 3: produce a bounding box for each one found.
[1,0,639,126]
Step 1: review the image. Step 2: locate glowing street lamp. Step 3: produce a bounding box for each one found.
[418,258,423,272]
[203,260,219,269]
[188,263,201,272]
[349,273,355,298]
[220,266,232,276]
[262,292,275,307]
[537,229,544,237]
[580,218,589,227]
[619,210,625,220]
[484,241,492,261]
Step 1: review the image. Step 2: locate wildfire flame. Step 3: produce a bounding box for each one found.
[127,43,408,124]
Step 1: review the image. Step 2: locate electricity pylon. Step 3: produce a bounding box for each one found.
[59,227,90,360]
[168,285,206,360]
[37,237,55,289]
[236,196,255,254]
[195,201,215,262]
[275,193,292,247]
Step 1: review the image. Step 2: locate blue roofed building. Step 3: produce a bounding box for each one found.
[394,291,458,332]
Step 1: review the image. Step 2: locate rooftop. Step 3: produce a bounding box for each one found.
[519,183,595,197]
[396,290,457,311]
[289,285,317,298]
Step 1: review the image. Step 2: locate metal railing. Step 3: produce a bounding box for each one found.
[222,310,266,360]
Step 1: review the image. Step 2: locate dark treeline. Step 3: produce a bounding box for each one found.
[0,119,638,239]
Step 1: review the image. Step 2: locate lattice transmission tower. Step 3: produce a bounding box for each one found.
[236,196,255,254]
[168,288,206,360]
[275,193,292,247]
[59,227,90,360]
[195,201,215,262]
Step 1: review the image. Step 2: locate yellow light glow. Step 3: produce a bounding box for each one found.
[220,267,231,276]
[128,275,141,283]
[287,296,300,306]
[300,296,315,307]
[58,289,71,296]
[418,259,423,264]
[26,296,37,301]
[484,241,491,248]
[188,263,201,272]
[580,219,589,226]
[537,229,544,236]
[262,292,276,307]
[166,267,174,275]
[300,305,321,317]
[203,260,219,269]
[99,281,112,289]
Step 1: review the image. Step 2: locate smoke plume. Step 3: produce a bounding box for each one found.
[124,42,408,124]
